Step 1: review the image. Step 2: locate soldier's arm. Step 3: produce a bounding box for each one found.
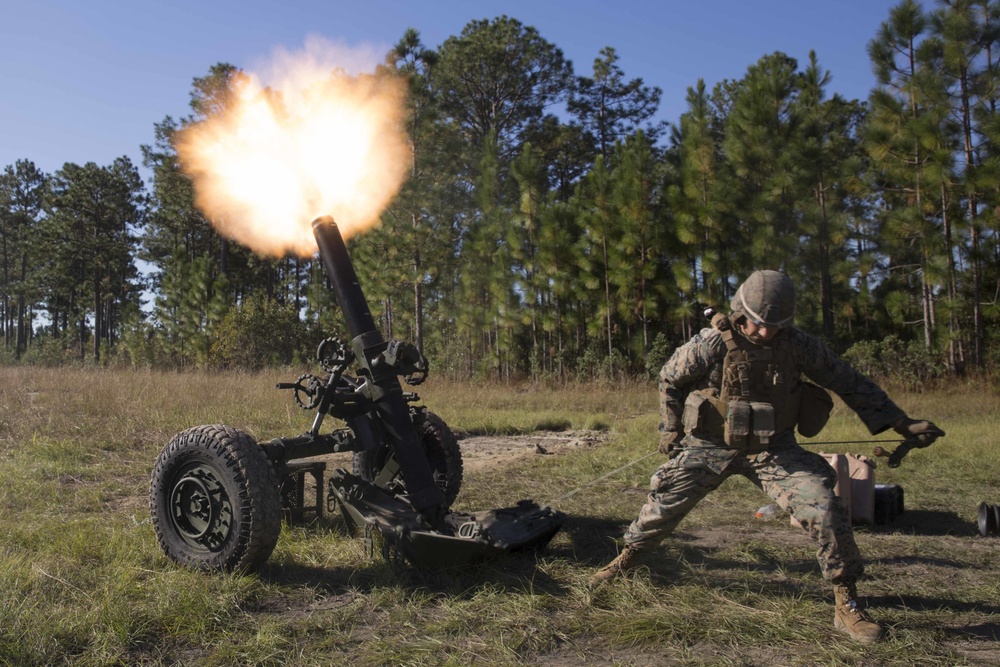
[791,329,906,434]
[658,328,725,435]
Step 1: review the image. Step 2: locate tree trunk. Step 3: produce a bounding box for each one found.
[412,222,424,356]
[602,236,613,379]
[16,252,27,357]
[817,177,834,339]
[93,267,102,362]
[941,183,962,374]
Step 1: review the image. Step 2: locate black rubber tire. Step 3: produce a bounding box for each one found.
[352,410,463,509]
[149,424,283,572]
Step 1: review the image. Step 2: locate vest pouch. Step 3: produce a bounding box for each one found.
[750,401,775,445]
[797,381,833,438]
[682,391,709,433]
[725,400,750,448]
[683,390,728,436]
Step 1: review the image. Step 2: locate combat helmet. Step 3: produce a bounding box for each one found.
[730,270,795,327]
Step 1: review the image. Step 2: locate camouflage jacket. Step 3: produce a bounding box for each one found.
[658,325,906,446]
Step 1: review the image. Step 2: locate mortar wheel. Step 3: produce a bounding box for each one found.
[150,424,282,572]
[352,410,463,509]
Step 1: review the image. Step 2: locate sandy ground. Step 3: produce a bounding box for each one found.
[454,429,611,472]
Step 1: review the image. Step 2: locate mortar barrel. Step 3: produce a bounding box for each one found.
[312,215,378,338]
[312,216,445,514]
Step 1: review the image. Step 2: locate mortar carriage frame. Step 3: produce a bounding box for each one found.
[149,217,563,573]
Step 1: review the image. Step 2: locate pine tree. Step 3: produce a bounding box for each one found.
[510,142,548,374]
[451,134,515,378]
[667,79,729,333]
[521,116,597,202]
[576,155,619,375]
[153,253,229,366]
[365,28,465,358]
[610,132,663,360]
[568,46,665,160]
[0,160,46,356]
[929,0,1000,369]
[143,63,302,360]
[867,0,957,354]
[721,53,802,274]
[793,52,870,341]
[433,16,574,163]
[534,195,585,379]
[45,159,146,361]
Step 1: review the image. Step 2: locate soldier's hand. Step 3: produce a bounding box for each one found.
[892,417,945,448]
[658,431,681,456]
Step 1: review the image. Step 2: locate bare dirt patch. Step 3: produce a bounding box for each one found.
[455,429,611,472]
[273,429,612,482]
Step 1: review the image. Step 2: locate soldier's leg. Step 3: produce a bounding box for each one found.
[623,448,728,550]
[748,447,883,643]
[749,447,862,584]
[591,449,727,587]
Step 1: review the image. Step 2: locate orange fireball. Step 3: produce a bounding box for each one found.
[176,38,411,258]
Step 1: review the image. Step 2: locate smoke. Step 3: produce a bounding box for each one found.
[175,36,411,258]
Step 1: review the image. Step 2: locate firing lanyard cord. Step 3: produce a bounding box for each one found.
[802,439,902,446]
[544,437,903,508]
[547,451,659,507]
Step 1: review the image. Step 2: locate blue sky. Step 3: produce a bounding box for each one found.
[2,0,907,176]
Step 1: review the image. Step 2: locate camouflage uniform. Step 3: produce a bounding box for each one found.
[623,324,906,585]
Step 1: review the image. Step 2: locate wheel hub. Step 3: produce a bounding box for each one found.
[170,465,234,551]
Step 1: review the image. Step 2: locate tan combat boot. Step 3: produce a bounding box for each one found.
[833,584,884,643]
[589,545,643,588]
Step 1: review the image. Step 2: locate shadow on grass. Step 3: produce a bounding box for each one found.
[871,553,970,570]
[870,509,979,537]
[258,513,572,599]
[549,514,631,564]
[869,593,1000,616]
[257,551,570,599]
[274,514,649,592]
[947,621,1000,641]
[555,514,823,588]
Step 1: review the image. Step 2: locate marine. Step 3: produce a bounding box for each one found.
[591,270,945,643]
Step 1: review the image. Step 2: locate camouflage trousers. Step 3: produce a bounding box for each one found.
[623,438,863,584]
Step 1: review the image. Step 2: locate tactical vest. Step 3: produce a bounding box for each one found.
[712,313,801,449]
[682,314,800,452]
[679,316,834,449]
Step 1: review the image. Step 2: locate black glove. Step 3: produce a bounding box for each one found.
[658,431,681,456]
[892,417,945,448]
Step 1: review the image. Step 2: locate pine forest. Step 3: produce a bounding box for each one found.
[2,0,998,384]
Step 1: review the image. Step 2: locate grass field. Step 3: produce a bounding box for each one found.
[0,366,997,666]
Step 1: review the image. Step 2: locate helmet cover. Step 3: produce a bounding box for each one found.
[730,270,795,327]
